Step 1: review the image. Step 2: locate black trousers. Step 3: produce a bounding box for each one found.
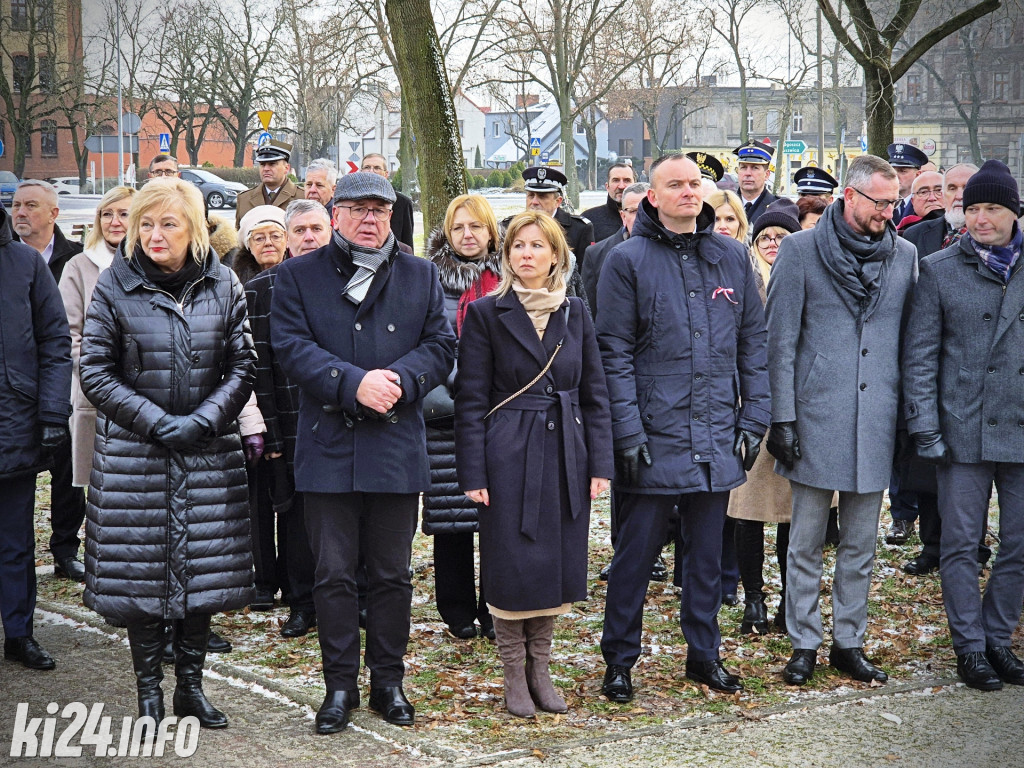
[0,475,39,638]
[432,532,490,630]
[48,440,86,560]
[674,516,740,596]
[248,460,315,609]
[305,492,417,690]
[602,490,729,666]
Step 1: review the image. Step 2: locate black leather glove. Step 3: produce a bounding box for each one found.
[913,430,950,466]
[614,443,652,487]
[356,404,397,422]
[152,415,210,451]
[733,428,762,472]
[766,421,801,470]
[40,424,69,453]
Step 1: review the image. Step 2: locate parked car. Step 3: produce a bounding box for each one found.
[47,177,83,195]
[178,169,247,209]
[0,170,19,206]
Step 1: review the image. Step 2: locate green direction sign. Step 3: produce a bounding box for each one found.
[783,140,807,155]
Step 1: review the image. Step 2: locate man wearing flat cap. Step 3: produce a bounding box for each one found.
[733,139,778,225]
[902,159,1024,693]
[793,166,838,204]
[887,142,928,226]
[271,172,455,734]
[236,140,304,228]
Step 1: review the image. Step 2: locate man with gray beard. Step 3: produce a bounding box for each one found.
[903,163,979,257]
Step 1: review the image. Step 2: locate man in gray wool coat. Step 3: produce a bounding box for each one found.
[902,160,1024,692]
[765,154,917,687]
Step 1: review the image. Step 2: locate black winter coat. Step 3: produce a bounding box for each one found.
[455,293,613,612]
[581,195,623,242]
[0,207,72,480]
[80,247,257,622]
[421,228,501,535]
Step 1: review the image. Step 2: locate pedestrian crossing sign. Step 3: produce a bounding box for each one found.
[158,133,171,154]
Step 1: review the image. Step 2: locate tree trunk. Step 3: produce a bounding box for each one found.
[585,121,598,190]
[738,66,748,144]
[398,91,416,195]
[385,0,465,233]
[864,67,895,159]
[557,89,580,209]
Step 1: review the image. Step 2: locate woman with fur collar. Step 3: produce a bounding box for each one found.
[422,195,502,641]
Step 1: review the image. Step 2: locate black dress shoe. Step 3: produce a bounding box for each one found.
[685,659,742,693]
[829,646,887,683]
[481,623,495,641]
[4,637,56,670]
[985,646,1024,686]
[249,589,275,611]
[54,556,86,583]
[315,689,359,734]
[598,563,611,581]
[206,631,231,653]
[602,664,633,702]
[368,686,414,726]
[721,592,739,607]
[885,519,913,545]
[650,555,669,582]
[957,651,1003,691]
[282,609,317,638]
[447,624,477,640]
[903,553,940,575]
[358,609,367,629]
[783,649,816,685]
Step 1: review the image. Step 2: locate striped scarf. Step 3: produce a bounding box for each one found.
[335,229,395,304]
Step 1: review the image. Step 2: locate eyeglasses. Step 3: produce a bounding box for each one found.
[913,186,943,198]
[338,204,392,222]
[851,187,900,211]
[149,169,178,177]
[250,232,286,246]
[621,206,639,215]
[756,233,787,247]
[100,210,130,221]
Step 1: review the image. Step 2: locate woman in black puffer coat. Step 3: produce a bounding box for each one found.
[80,179,256,730]
[423,195,502,640]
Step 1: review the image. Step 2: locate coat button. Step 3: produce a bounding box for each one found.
[191,353,200,364]
[1019,313,1024,321]
[354,322,362,330]
[860,383,867,391]
[330,369,338,378]
[646,414,653,420]
[989,418,998,426]
[988,366,996,373]
[694,373,702,380]
[682,254,689,260]
[418,374,427,384]
[689,291,696,297]
[387,324,396,332]
[545,384,554,394]
[694,453,701,460]
[1019,419,1024,427]
[1019,368,1024,375]
[983,313,992,321]
[389,415,398,424]
[546,421,555,430]
[694,331,701,338]
[861,348,868,356]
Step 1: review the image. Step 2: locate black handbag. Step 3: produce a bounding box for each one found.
[422,384,455,425]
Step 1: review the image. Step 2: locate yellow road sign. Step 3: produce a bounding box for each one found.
[258,110,274,130]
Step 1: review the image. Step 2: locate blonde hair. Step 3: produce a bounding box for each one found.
[495,211,571,296]
[85,186,136,250]
[126,178,209,263]
[443,194,500,256]
[706,189,749,243]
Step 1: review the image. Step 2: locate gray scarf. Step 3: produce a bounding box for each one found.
[813,200,896,329]
[335,229,395,304]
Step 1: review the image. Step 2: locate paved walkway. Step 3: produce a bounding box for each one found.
[2,601,1023,767]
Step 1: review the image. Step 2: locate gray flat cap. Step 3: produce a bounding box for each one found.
[333,172,397,204]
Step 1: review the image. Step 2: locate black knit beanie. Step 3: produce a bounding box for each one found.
[962,159,1020,214]
[752,198,802,240]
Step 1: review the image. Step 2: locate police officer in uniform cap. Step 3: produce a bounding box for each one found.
[236,140,304,228]
[732,139,777,226]
[687,151,725,184]
[503,165,595,263]
[887,142,928,226]
[793,166,839,204]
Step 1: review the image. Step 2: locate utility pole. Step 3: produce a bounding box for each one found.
[817,6,825,168]
[116,0,124,187]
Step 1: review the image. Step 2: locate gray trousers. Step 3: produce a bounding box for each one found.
[786,482,884,650]
[937,462,1024,654]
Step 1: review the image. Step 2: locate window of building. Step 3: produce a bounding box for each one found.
[747,110,754,134]
[40,120,57,156]
[958,73,973,102]
[618,137,633,157]
[13,55,30,94]
[906,73,922,104]
[37,0,54,30]
[574,121,585,135]
[996,24,1013,46]
[458,120,464,137]
[766,109,779,135]
[11,0,29,29]
[492,122,500,138]
[792,111,803,133]
[38,56,53,93]
[993,71,1009,101]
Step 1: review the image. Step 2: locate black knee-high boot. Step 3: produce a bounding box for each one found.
[775,523,791,632]
[127,619,166,723]
[172,614,227,728]
[734,520,768,634]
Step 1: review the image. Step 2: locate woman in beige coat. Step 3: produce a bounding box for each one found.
[59,187,136,487]
[727,199,802,635]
